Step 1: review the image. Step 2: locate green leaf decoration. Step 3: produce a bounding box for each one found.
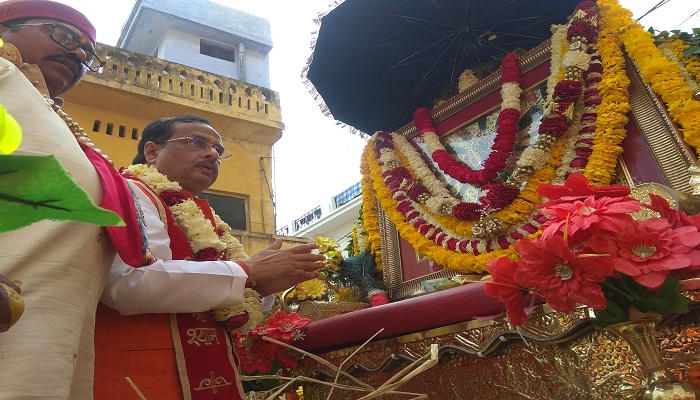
[594,299,627,327]
[0,103,22,154]
[0,154,124,232]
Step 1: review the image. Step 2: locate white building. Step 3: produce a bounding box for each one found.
[117,0,272,88]
[278,182,362,255]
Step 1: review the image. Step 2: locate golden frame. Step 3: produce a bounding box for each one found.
[380,41,697,301]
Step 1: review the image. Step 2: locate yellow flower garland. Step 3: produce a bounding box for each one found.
[360,142,383,271]
[583,0,631,185]
[603,0,700,155]
[666,36,700,93]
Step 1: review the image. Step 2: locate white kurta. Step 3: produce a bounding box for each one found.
[100,180,273,315]
[0,56,113,399]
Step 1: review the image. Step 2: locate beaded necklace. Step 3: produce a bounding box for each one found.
[43,94,113,165]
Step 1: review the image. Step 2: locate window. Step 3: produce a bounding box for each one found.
[200,40,236,63]
[198,193,247,231]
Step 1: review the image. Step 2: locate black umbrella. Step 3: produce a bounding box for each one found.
[305,0,584,136]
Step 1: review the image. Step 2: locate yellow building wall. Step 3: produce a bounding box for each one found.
[61,43,291,251]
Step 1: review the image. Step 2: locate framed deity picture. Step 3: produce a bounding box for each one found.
[380,40,697,301]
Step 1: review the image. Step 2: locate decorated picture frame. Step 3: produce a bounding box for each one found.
[379,40,697,301]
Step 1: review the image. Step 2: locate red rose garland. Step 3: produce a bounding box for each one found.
[415,52,522,186]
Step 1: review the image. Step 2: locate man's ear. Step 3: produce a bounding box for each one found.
[143,141,161,164]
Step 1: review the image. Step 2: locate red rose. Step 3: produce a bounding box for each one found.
[482,184,520,209]
[452,202,481,220]
[196,247,219,261]
[553,81,583,102]
[218,312,249,329]
[160,190,185,206]
[567,20,598,43]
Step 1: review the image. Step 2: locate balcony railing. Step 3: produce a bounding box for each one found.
[85,43,282,124]
[293,206,322,232]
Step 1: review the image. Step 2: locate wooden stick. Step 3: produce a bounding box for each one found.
[125,377,147,400]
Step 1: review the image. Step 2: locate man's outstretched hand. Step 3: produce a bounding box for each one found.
[241,239,325,297]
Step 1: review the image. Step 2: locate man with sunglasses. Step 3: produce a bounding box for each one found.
[0,1,148,399]
[94,114,325,399]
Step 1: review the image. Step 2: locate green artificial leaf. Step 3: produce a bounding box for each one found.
[594,299,628,327]
[693,28,700,36]
[633,276,689,315]
[0,154,123,232]
[683,45,700,58]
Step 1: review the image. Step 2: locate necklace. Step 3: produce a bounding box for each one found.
[43,94,113,165]
[122,163,262,334]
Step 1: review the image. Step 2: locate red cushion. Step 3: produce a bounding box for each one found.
[296,282,506,353]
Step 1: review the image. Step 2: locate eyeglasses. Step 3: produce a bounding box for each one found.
[11,23,104,72]
[162,136,232,160]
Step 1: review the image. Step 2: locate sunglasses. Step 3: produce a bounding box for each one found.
[162,136,232,160]
[11,23,104,72]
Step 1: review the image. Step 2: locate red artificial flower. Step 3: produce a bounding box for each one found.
[237,345,273,374]
[587,218,700,289]
[540,195,642,245]
[537,173,630,207]
[160,189,185,206]
[483,257,528,326]
[644,194,696,229]
[276,347,299,369]
[264,311,311,343]
[515,236,613,312]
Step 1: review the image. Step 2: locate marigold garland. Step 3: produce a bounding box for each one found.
[603,0,700,155]
[359,1,602,272]
[583,0,630,185]
[360,142,383,271]
[664,36,700,94]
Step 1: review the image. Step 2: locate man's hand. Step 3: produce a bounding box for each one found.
[241,239,325,297]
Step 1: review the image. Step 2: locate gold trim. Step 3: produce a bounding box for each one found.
[379,207,458,300]
[626,56,696,193]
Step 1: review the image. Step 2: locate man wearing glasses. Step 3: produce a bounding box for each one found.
[0,1,148,399]
[94,114,324,399]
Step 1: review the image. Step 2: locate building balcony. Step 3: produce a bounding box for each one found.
[63,43,284,146]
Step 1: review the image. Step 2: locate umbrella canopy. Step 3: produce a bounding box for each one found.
[306,0,584,136]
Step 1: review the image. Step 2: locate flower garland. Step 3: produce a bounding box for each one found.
[583,0,630,185]
[360,1,601,272]
[547,24,570,101]
[360,142,383,271]
[122,164,261,333]
[604,0,700,155]
[663,37,700,94]
[417,52,522,187]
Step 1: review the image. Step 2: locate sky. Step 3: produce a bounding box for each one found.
[54,0,700,229]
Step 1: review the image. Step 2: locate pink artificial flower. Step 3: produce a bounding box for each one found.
[537,173,631,208]
[540,195,641,245]
[264,311,311,343]
[483,257,528,326]
[588,218,700,289]
[515,236,613,312]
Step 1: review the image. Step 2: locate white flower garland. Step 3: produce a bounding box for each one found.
[123,164,261,334]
